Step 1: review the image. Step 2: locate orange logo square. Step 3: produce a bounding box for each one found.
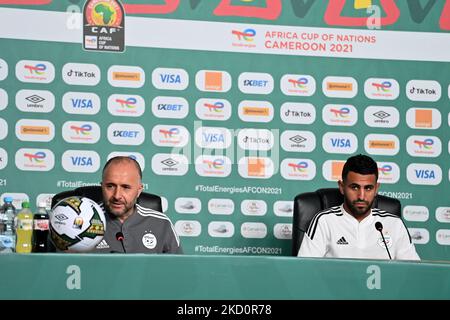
[331,161,345,180]
[205,72,223,91]
[248,158,265,177]
[415,109,432,128]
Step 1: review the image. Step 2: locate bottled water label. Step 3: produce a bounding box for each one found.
[0,234,15,252]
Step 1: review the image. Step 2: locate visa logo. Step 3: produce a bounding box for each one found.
[203,133,224,143]
[415,169,435,179]
[71,156,93,166]
[71,99,93,108]
[160,74,181,83]
[331,138,351,148]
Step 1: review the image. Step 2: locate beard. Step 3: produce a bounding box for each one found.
[344,197,374,218]
[105,199,135,219]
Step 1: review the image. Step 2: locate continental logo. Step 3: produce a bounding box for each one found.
[364,134,400,156]
[242,107,270,116]
[368,140,396,149]
[20,126,50,135]
[238,100,274,123]
[108,65,145,88]
[15,119,54,142]
[112,72,140,81]
[322,76,357,98]
[327,82,353,91]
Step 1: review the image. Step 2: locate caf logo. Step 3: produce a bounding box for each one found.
[85,0,123,27]
[83,0,125,52]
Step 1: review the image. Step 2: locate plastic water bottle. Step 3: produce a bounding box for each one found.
[0,196,17,253]
[16,201,34,253]
[32,201,49,252]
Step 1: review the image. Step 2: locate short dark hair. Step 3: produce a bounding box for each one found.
[342,154,378,182]
[102,156,142,180]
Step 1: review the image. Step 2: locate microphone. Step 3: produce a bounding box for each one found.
[115,232,126,253]
[375,222,392,260]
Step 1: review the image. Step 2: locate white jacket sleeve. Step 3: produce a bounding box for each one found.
[394,221,420,261]
[297,218,328,258]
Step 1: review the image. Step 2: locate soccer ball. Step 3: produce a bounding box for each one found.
[50,196,106,252]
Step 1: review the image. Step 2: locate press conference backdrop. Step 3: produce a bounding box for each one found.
[0,1,449,260]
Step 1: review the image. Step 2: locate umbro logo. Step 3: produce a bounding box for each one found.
[336,236,348,245]
[96,239,110,249]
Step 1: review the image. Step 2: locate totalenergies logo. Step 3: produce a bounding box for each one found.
[203,159,224,170]
[24,151,46,163]
[232,28,256,41]
[379,164,392,176]
[116,97,137,109]
[372,81,392,92]
[288,161,308,172]
[330,107,350,118]
[414,138,434,149]
[86,0,123,27]
[70,124,92,136]
[288,77,308,88]
[159,127,179,138]
[204,101,224,113]
[24,64,46,75]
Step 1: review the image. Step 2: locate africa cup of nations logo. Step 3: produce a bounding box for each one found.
[83,0,125,53]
